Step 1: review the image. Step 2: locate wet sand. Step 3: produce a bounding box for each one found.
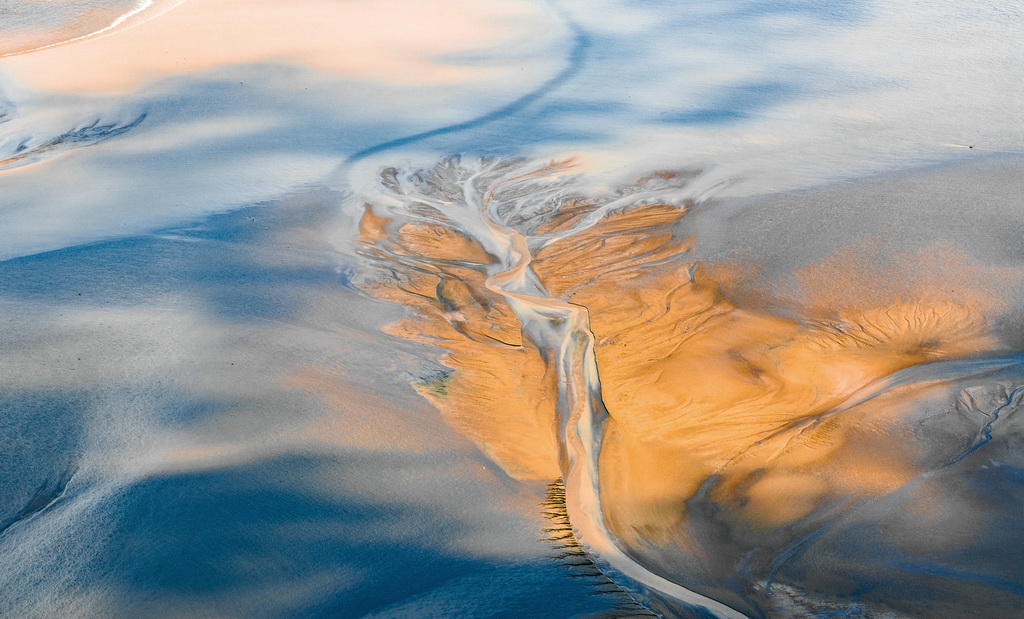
[355,154,1024,616]
[3,0,1023,616]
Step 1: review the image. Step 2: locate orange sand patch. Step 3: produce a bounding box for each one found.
[591,255,1001,541]
[356,213,562,478]
[353,162,1017,543]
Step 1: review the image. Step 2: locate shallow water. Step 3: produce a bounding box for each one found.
[2,1,1023,617]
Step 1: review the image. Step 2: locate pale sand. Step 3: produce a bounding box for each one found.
[0,0,548,94]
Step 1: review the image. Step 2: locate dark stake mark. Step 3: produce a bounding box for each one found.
[542,479,659,618]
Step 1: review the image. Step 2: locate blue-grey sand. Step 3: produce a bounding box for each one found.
[1,1,1023,617]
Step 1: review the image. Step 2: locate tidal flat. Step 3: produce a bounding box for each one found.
[1,0,1023,617]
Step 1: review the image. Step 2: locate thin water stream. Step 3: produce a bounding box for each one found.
[362,158,748,617]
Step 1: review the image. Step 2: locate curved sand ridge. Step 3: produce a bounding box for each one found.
[353,157,1019,616]
[1,0,188,58]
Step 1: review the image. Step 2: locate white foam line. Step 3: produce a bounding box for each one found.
[1,0,182,58]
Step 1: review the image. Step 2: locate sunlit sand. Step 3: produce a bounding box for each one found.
[1,0,548,94]
[3,0,1024,616]
[355,158,1021,614]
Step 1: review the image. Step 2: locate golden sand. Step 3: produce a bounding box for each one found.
[357,205,562,478]
[354,165,1015,544]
